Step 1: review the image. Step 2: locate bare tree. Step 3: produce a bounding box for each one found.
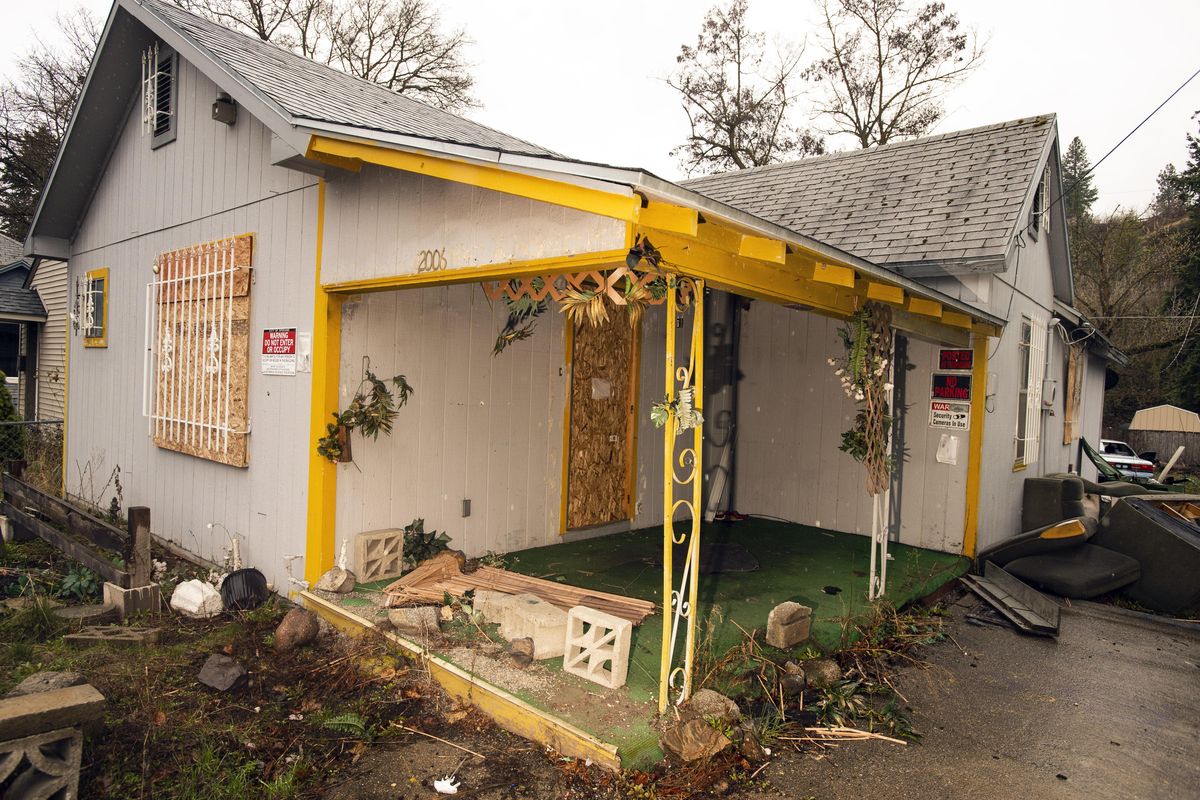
[668,0,824,175]
[805,0,983,148]
[179,0,476,111]
[0,8,101,239]
[1072,210,1189,357]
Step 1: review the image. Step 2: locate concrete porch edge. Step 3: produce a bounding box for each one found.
[300,590,625,771]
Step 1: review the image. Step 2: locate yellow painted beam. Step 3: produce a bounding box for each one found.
[322,249,627,294]
[942,310,973,330]
[962,333,990,558]
[305,180,343,583]
[738,234,787,264]
[866,281,905,305]
[908,296,943,318]
[308,135,641,223]
[812,262,856,288]
[302,592,623,770]
[638,202,699,237]
[644,231,859,316]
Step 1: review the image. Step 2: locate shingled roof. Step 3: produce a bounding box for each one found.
[683,115,1057,273]
[0,234,22,265]
[137,0,555,157]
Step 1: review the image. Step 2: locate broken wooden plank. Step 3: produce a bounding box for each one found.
[383,552,656,624]
[960,563,1059,637]
[1,501,130,588]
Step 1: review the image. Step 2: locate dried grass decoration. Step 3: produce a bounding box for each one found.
[827,301,895,494]
[317,364,414,463]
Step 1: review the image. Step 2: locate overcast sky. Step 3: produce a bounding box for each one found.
[3,0,1198,212]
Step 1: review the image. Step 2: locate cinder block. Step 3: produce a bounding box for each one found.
[103,582,162,619]
[0,726,83,798]
[354,529,405,583]
[495,593,568,660]
[766,601,812,649]
[0,684,105,742]
[63,626,161,648]
[563,605,633,689]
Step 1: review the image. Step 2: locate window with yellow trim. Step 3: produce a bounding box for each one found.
[76,268,109,347]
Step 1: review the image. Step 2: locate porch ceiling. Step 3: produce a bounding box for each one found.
[306,134,1002,343]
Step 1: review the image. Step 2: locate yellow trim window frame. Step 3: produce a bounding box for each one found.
[83,268,109,348]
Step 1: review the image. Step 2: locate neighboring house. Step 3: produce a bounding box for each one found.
[24,0,1110,623]
[26,258,68,420]
[686,117,1124,547]
[0,234,51,417]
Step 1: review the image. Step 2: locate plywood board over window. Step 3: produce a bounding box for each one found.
[566,314,637,529]
[145,235,252,467]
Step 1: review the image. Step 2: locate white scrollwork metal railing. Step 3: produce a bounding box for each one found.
[659,277,705,713]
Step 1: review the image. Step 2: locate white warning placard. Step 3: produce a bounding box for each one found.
[930,400,970,430]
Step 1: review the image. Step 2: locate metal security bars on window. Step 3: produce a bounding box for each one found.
[72,270,108,346]
[140,44,173,138]
[143,235,253,467]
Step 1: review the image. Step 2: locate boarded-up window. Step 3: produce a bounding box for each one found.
[144,235,252,467]
[1063,344,1083,445]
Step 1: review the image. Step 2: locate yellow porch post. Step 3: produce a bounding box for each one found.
[305,179,344,584]
[659,278,705,713]
[962,332,990,558]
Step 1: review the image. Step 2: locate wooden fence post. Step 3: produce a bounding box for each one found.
[127,507,152,587]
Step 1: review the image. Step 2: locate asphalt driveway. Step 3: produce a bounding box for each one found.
[745,594,1200,800]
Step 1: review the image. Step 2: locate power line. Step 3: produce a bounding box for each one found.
[1020,63,1200,238]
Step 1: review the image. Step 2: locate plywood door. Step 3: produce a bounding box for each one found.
[566,314,636,529]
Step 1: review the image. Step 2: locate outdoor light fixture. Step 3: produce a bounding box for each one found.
[212,91,237,125]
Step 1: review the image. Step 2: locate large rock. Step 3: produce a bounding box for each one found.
[170,580,224,619]
[804,657,843,689]
[492,593,568,660]
[197,654,247,692]
[766,601,812,649]
[313,566,357,593]
[275,607,320,652]
[661,716,733,762]
[780,661,807,695]
[685,689,741,725]
[6,671,86,698]
[387,606,440,638]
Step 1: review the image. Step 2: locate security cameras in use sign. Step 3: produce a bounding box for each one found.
[261,327,297,375]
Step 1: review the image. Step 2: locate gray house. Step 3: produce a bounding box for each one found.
[22,0,1115,723]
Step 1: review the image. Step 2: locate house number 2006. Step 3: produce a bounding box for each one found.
[416,248,447,273]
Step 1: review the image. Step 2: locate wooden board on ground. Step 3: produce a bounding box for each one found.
[383,552,655,624]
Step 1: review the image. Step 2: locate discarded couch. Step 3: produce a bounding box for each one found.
[1091,495,1200,615]
[976,476,1140,599]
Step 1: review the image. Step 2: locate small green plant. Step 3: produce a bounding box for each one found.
[317,368,414,462]
[402,518,451,570]
[808,679,871,727]
[806,679,920,740]
[57,564,102,601]
[320,711,372,740]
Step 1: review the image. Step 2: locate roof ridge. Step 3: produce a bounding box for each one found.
[135,0,556,157]
[684,114,1057,184]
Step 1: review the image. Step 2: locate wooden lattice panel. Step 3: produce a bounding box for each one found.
[148,235,252,467]
[567,312,635,529]
[482,266,670,305]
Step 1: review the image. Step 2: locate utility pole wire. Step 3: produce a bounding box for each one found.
[1019,63,1200,239]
